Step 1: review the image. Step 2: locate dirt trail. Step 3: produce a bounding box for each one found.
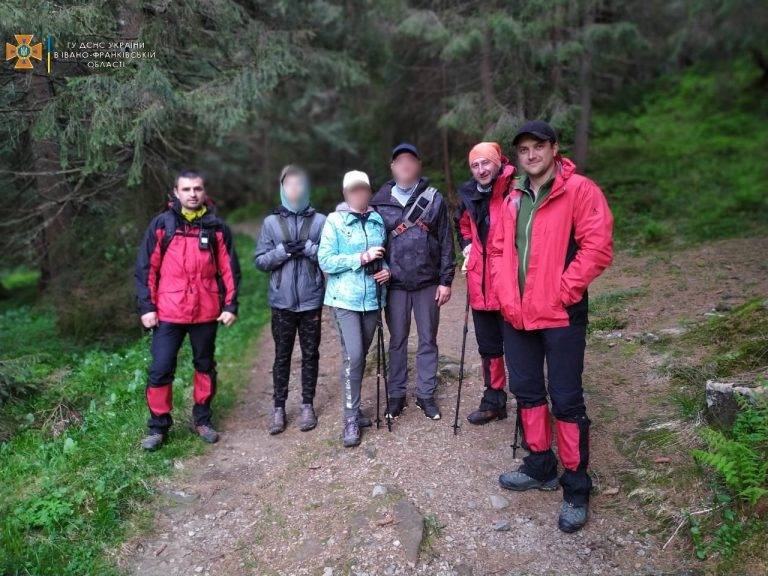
[119,236,768,576]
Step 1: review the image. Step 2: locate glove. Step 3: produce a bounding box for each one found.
[284,240,305,256]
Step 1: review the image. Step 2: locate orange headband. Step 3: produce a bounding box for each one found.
[468,142,502,167]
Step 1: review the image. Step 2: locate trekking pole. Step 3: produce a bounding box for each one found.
[452,290,471,435]
[511,406,522,458]
[376,283,392,432]
[375,287,382,430]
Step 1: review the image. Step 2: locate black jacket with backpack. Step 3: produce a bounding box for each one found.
[370,178,455,291]
[254,205,326,312]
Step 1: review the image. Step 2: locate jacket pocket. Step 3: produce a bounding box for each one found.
[157,288,185,317]
[273,266,284,289]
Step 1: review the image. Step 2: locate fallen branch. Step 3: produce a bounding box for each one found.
[662,506,719,550]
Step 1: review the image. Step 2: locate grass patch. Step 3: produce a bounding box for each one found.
[421,512,445,558]
[626,298,768,567]
[681,298,768,377]
[0,234,269,575]
[588,287,644,334]
[590,60,768,247]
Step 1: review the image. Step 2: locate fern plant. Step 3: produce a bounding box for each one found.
[688,389,767,559]
[693,393,768,505]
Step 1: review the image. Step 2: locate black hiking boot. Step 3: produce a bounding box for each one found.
[467,406,507,425]
[141,431,166,451]
[415,397,441,420]
[356,409,373,428]
[195,424,220,444]
[499,467,559,492]
[558,501,589,533]
[386,396,407,419]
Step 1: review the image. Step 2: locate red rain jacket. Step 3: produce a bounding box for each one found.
[455,161,516,311]
[135,199,241,324]
[488,157,613,330]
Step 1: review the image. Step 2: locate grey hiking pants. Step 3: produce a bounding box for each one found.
[331,307,379,420]
[385,284,440,400]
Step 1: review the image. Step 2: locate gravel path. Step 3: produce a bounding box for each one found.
[118,236,768,576]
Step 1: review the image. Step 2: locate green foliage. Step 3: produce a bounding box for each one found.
[590,61,768,246]
[662,299,768,562]
[0,235,269,575]
[688,391,768,560]
[587,287,644,334]
[693,396,768,504]
[683,298,768,377]
[687,495,751,561]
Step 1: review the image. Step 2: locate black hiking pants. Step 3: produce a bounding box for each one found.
[271,307,322,407]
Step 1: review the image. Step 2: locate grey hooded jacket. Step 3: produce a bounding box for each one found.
[254,205,326,311]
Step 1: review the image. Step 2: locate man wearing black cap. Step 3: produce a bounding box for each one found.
[488,120,614,532]
[370,143,456,420]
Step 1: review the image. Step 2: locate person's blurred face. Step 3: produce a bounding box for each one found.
[174,176,206,210]
[345,184,372,212]
[282,173,305,206]
[470,157,501,187]
[390,153,422,185]
[515,137,558,179]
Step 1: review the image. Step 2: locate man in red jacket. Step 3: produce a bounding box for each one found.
[455,142,515,424]
[135,170,241,451]
[489,121,613,533]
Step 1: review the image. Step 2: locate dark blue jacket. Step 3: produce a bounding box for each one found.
[370,178,455,291]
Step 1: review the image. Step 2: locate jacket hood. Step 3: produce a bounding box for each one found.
[334,201,374,213]
[275,204,316,217]
[556,156,576,181]
[279,175,311,213]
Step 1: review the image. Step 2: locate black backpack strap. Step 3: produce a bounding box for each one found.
[298,213,315,242]
[390,186,438,239]
[276,215,292,243]
[159,210,219,262]
[160,211,178,255]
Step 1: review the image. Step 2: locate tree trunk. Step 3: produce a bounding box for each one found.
[573,4,594,171]
[440,63,454,200]
[480,22,496,132]
[551,2,564,96]
[29,72,72,291]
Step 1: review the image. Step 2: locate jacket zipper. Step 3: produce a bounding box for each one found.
[521,192,536,296]
[362,217,369,313]
[293,213,300,310]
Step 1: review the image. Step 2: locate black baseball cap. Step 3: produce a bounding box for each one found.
[391,142,420,160]
[512,120,557,145]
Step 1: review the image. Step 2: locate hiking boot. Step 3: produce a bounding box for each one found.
[467,406,507,425]
[499,467,559,492]
[141,431,166,451]
[299,403,318,432]
[386,396,407,418]
[356,409,373,428]
[195,424,220,444]
[415,397,441,420]
[558,501,589,533]
[269,407,286,435]
[343,417,361,447]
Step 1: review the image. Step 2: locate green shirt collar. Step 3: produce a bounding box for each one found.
[515,165,558,195]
